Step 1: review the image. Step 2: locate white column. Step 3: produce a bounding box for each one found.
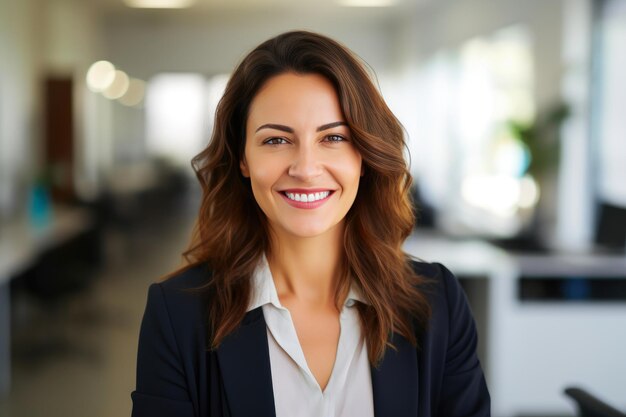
[555,0,595,251]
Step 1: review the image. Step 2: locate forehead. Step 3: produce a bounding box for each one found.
[246,73,344,129]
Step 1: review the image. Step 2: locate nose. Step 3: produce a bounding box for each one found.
[288,144,323,181]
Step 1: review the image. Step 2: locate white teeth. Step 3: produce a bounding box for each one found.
[285,191,330,203]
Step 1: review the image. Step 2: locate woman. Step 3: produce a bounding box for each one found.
[131,31,490,417]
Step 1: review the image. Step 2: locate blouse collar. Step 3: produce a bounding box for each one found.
[247,255,368,312]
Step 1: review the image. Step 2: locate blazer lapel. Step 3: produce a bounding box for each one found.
[217,307,276,417]
[371,332,419,417]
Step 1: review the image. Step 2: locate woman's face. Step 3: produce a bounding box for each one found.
[241,72,363,240]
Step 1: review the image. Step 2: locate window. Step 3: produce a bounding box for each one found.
[414,24,536,237]
[145,73,228,170]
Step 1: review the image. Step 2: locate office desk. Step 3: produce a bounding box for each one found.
[404,231,626,417]
[0,207,94,397]
[495,252,626,416]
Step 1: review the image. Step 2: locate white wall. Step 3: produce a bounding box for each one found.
[0,0,43,219]
[597,0,626,207]
[103,10,396,79]
[392,0,564,109]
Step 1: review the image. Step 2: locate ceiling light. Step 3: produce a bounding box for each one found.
[124,0,196,8]
[338,0,397,6]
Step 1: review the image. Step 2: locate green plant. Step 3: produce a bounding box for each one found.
[507,102,570,178]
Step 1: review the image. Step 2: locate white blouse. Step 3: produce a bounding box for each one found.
[247,257,375,417]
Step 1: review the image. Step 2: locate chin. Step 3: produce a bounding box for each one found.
[285,227,330,239]
[281,220,342,239]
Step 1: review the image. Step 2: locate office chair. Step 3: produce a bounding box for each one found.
[564,387,626,417]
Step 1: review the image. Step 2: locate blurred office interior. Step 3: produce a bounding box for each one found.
[1,0,625,416]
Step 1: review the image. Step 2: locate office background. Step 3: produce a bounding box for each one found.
[1,0,625,416]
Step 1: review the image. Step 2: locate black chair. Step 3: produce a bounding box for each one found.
[595,202,626,251]
[564,387,626,417]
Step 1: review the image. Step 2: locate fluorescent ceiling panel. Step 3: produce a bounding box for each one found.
[124,0,197,9]
[338,0,397,6]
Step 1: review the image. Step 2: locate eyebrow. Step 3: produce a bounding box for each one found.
[316,121,348,132]
[255,121,347,133]
[255,123,294,133]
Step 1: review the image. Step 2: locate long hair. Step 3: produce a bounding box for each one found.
[178,30,431,364]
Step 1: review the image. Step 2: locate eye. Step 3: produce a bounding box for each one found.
[324,134,347,143]
[263,137,289,145]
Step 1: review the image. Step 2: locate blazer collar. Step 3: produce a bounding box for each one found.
[217,309,419,417]
[371,332,419,417]
[216,308,276,417]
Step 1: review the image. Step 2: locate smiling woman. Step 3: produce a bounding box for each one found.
[131,30,490,417]
[241,73,362,240]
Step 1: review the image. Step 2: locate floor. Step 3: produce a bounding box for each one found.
[0,200,195,417]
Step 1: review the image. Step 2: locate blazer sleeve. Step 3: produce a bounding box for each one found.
[436,263,491,417]
[131,283,195,417]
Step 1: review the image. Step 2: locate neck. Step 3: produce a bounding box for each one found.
[267,224,345,309]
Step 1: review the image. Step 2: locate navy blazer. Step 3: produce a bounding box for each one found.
[131,261,490,417]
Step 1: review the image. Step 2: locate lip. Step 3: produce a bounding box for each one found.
[278,189,335,209]
[279,188,333,194]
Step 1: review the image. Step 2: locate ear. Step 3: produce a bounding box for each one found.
[360,164,365,177]
[240,158,250,178]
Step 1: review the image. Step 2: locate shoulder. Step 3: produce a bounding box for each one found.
[409,259,465,307]
[409,259,475,342]
[144,264,213,338]
[159,263,213,292]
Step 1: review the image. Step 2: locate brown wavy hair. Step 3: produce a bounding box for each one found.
[178,30,431,365]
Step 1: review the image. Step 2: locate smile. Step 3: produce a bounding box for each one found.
[284,191,330,203]
[279,189,334,209]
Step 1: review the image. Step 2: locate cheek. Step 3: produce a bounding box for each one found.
[248,160,282,195]
[250,167,273,185]
[338,153,363,188]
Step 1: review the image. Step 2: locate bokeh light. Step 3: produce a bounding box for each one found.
[118,78,146,107]
[103,70,130,100]
[86,61,116,92]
